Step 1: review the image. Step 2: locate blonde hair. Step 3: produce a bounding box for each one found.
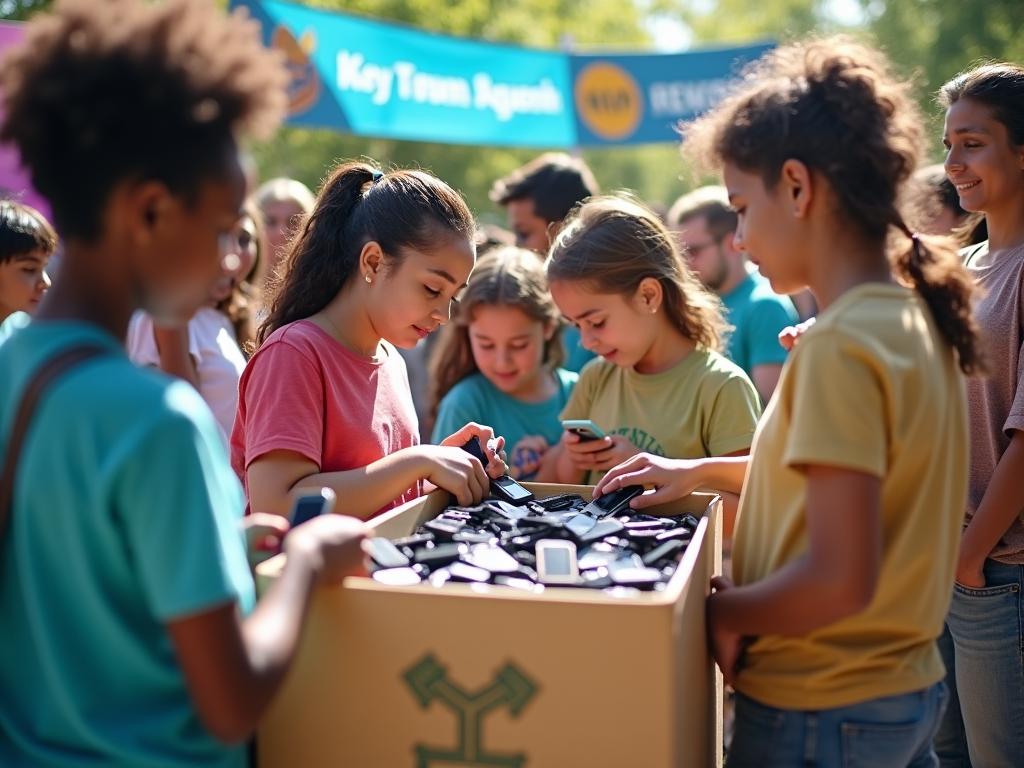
[547,194,728,352]
[429,246,565,419]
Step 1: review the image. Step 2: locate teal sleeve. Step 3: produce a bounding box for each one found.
[431,380,485,445]
[112,382,254,621]
[747,298,799,368]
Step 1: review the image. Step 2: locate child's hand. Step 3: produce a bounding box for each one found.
[562,432,639,473]
[708,576,747,688]
[778,317,816,351]
[509,435,548,479]
[440,422,508,479]
[421,445,492,506]
[284,513,370,586]
[595,453,701,509]
[240,512,291,570]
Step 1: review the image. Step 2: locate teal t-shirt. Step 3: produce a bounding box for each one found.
[0,321,254,768]
[561,326,596,373]
[0,310,30,346]
[432,368,578,479]
[720,269,799,378]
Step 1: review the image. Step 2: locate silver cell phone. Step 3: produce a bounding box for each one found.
[535,539,579,584]
[561,419,607,442]
[287,487,336,527]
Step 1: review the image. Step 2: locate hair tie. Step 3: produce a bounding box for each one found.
[372,171,384,183]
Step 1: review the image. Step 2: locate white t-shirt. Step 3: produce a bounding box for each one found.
[127,308,246,440]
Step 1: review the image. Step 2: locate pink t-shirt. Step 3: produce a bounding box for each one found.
[230,320,421,515]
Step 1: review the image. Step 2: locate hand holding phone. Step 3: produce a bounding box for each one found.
[462,437,535,506]
[288,487,336,527]
[562,419,606,442]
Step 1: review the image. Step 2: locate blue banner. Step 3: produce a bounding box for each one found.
[571,44,773,145]
[233,0,575,148]
[231,0,772,148]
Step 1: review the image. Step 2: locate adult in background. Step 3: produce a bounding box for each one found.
[490,152,600,372]
[255,176,315,286]
[669,186,797,403]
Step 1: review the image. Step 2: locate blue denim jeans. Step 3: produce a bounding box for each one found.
[727,683,948,768]
[935,558,1024,768]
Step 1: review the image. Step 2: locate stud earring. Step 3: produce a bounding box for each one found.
[365,275,372,284]
[650,306,657,314]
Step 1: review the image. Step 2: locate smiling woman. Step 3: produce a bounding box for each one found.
[233,162,510,520]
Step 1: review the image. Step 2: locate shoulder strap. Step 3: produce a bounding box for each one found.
[0,344,109,545]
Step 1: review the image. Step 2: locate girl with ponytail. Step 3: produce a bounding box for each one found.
[232,162,506,520]
[596,39,984,766]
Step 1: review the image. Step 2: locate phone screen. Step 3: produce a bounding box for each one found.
[291,496,327,527]
[543,548,572,575]
[494,476,532,500]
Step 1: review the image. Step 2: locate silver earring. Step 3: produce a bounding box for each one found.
[650,306,657,314]
[365,275,372,284]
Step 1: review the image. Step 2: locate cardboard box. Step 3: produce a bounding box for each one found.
[256,484,723,768]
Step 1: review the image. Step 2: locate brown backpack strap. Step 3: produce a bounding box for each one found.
[0,344,109,544]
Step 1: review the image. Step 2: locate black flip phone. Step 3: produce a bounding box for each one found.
[461,437,535,506]
[582,484,645,519]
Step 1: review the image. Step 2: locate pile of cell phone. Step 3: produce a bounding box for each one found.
[364,486,700,595]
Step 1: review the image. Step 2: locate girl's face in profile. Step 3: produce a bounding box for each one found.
[723,162,808,297]
[368,235,476,349]
[944,97,1024,217]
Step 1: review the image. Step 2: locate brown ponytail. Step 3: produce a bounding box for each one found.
[682,38,986,375]
[256,161,475,348]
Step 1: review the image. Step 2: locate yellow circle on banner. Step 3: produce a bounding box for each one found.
[574,62,644,141]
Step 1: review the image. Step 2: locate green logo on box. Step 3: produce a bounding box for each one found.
[403,654,537,768]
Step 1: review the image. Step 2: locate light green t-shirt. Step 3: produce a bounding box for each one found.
[560,349,762,484]
[0,321,254,768]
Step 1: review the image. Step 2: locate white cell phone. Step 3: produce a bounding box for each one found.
[561,419,607,442]
[536,539,579,584]
[287,487,336,527]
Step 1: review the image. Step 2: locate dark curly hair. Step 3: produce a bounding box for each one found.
[0,0,287,242]
[683,38,985,376]
[256,162,476,348]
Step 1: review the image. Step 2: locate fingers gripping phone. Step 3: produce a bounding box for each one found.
[288,487,336,527]
[562,419,606,442]
[462,436,535,506]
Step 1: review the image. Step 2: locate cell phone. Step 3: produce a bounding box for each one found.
[535,539,579,584]
[287,487,336,527]
[561,419,607,441]
[581,484,645,519]
[364,537,410,569]
[461,436,535,506]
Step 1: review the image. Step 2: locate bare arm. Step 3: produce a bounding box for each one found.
[957,429,1024,587]
[247,447,486,521]
[709,465,881,637]
[247,422,507,520]
[168,514,367,743]
[751,363,783,405]
[153,326,200,389]
[595,453,750,507]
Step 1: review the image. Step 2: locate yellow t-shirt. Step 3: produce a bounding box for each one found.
[733,283,968,709]
[560,349,761,485]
